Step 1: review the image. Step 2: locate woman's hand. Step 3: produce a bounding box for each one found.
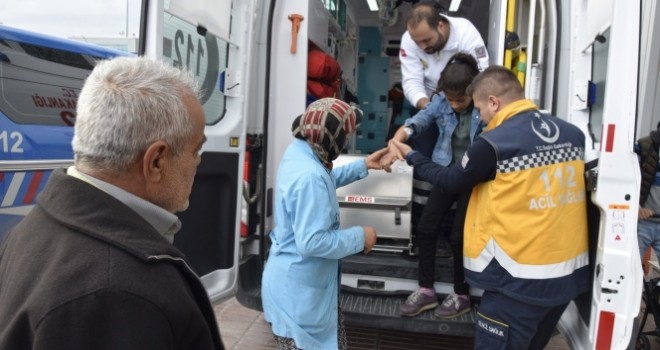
[362,226,377,254]
[365,147,389,170]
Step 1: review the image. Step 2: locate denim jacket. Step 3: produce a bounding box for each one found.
[404,92,483,166]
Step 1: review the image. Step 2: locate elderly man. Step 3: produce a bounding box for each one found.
[0,56,224,350]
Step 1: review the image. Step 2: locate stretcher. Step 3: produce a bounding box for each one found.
[334,154,414,253]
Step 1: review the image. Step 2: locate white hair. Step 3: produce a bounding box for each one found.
[72,56,201,171]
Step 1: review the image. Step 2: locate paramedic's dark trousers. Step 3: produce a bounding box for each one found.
[474,290,569,350]
[416,186,471,295]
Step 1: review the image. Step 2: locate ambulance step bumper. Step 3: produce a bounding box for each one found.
[340,290,477,337]
[345,325,475,349]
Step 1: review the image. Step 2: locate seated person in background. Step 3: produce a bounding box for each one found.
[635,122,660,266]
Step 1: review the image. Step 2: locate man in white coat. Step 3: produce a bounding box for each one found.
[399,3,489,110]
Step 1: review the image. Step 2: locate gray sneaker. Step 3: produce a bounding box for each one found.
[434,293,471,318]
[400,289,438,316]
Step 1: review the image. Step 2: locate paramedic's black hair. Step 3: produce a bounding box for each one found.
[407,2,448,30]
[436,52,480,94]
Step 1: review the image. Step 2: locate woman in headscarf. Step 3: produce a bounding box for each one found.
[262,98,387,350]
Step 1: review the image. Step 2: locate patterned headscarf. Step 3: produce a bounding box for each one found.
[292,98,362,169]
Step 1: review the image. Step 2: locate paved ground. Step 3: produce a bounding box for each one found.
[214,297,576,349]
[214,297,274,350]
[213,261,660,349]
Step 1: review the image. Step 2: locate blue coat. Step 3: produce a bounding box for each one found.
[262,139,368,350]
[404,92,483,166]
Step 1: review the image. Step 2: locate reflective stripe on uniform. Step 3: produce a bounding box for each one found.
[412,193,428,205]
[463,238,589,279]
[413,179,433,191]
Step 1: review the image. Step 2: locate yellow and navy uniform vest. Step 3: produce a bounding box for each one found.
[464,103,589,306]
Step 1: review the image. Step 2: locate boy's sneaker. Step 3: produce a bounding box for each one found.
[434,294,471,318]
[400,288,438,316]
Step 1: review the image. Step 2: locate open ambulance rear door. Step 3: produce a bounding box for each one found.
[138,0,326,310]
[556,0,644,348]
[139,0,259,304]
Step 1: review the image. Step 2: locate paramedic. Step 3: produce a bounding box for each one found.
[390,66,589,349]
[635,123,660,261]
[0,57,225,350]
[262,98,386,350]
[390,53,483,318]
[399,2,488,110]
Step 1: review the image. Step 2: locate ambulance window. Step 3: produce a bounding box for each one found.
[0,39,97,126]
[589,29,610,142]
[18,42,96,70]
[162,12,228,125]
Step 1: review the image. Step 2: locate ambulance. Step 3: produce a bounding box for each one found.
[2,0,657,348]
[0,26,131,241]
[138,0,658,347]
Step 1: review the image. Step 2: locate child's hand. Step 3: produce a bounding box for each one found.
[380,149,400,173]
[389,139,413,158]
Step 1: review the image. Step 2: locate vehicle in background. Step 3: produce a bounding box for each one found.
[0,25,131,242]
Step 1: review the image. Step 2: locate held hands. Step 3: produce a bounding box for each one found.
[366,137,414,173]
[362,226,377,254]
[380,139,409,172]
[379,139,413,172]
[389,139,413,158]
[380,148,400,173]
[365,147,390,170]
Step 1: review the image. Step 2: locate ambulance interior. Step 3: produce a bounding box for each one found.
[319,0,553,156]
[297,0,577,337]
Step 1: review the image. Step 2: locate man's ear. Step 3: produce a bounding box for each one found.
[437,20,445,33]
[142,140,169,183]
[488,95,500,111]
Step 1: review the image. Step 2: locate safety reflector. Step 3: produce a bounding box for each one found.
[595,311,615,350]
[240,141,251,237]
[23,171,44,204]
[604,124,615,152]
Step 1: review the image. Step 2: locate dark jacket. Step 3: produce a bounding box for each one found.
[0,169,224,350]
[638,131,660,205]
[407,108,589,306]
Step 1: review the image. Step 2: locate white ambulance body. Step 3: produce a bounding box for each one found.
[138,1,652,348]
